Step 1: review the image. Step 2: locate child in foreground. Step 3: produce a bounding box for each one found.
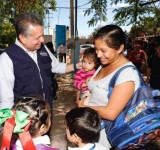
[65,107,106,150]
[74,47,99,105]
[0,97,58,150]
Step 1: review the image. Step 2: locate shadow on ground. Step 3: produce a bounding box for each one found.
[50,72,77,150]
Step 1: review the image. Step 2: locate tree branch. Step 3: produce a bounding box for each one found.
[139,0,159,7]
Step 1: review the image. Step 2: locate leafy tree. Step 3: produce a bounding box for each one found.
[129,3,160,38]
[0,0,56,46]
[84,0,107,27]
[0,21,16,48]
[84,0,160,28]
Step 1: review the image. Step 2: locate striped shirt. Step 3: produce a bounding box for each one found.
[74,69,95,92]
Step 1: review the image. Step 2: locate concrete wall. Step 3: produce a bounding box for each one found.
[44,35,53,43]
[67,38,93,47]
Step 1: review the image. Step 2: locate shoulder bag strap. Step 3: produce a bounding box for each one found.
[107,65,146,99]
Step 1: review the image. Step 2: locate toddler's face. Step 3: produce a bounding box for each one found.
[82,57,95,72]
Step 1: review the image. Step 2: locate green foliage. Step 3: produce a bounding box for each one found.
[0,0,56,46]
[130,15,160,39]
[112,0,156,26]
[84,0,159,26]
[0,21,16,48]
[84,0,107,27]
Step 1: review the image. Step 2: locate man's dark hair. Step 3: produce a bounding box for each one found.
[15,12,43,39]
[65,107,101,143]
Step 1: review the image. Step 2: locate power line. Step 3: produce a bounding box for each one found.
[54,6,114,9]
[78,2,91,8]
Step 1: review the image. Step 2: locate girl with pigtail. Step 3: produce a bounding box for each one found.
[0,97,58,150]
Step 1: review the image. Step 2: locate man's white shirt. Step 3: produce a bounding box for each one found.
[0,39,66,109]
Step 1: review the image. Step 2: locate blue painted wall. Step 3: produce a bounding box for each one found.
[55,25,66,50]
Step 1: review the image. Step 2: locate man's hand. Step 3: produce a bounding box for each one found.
[76,62,82,70]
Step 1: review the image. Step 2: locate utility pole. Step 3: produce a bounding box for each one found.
[70,0,74,40]
[74,0,80,64]
[46,12,52,35]
[70,0,74,63]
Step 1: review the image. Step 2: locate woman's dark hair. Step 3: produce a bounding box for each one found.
[83,47,100,69]
[65,107,101,143]
[94,24,126,50]
[12,97,51,137]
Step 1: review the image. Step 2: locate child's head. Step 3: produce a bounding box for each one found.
[65,107,101,145]
[12,97,51,137]
[0,97,51,149]
[82,47,99,72]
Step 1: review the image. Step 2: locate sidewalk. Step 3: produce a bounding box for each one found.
[50,72,76,150]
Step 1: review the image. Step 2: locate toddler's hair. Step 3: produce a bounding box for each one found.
[83,47,100,69]
[12,97,51,137]
[65,107,101,143]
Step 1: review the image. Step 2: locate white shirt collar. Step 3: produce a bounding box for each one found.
[16,135,50,149]
[15,38,37,54]
[68,143,95,150]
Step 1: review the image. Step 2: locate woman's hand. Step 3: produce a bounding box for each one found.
[76,97,86,107]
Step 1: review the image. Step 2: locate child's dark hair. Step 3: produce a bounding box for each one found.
[83,47,100,69]
[65,107,101,143]
[12,97,51,137]
[94,24,126,51]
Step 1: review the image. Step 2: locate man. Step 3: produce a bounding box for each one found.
[128,44,147,72]
[57,43,63,62]
[62,43,67,63]
[147,38,157,59]
[0,12,81,109]
[147,44,160,89]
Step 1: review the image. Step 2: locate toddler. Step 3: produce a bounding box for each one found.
[74,47,99,105]
[65,107,106,150]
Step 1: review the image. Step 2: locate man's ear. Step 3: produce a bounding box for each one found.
[19,34,26,45]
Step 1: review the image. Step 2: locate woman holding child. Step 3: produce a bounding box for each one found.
[76,25,141,149]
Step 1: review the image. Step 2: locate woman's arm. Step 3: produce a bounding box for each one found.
[77,81,135,121]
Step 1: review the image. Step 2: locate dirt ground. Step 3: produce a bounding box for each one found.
[50,72,77,150]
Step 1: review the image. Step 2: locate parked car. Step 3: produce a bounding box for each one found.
[67,44,94,61]
[80,44,94,53]
[79,44,94,60]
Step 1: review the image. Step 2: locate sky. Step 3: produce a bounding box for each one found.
[44,0,131,37]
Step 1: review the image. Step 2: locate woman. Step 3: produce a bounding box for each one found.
[76,25,140,149]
